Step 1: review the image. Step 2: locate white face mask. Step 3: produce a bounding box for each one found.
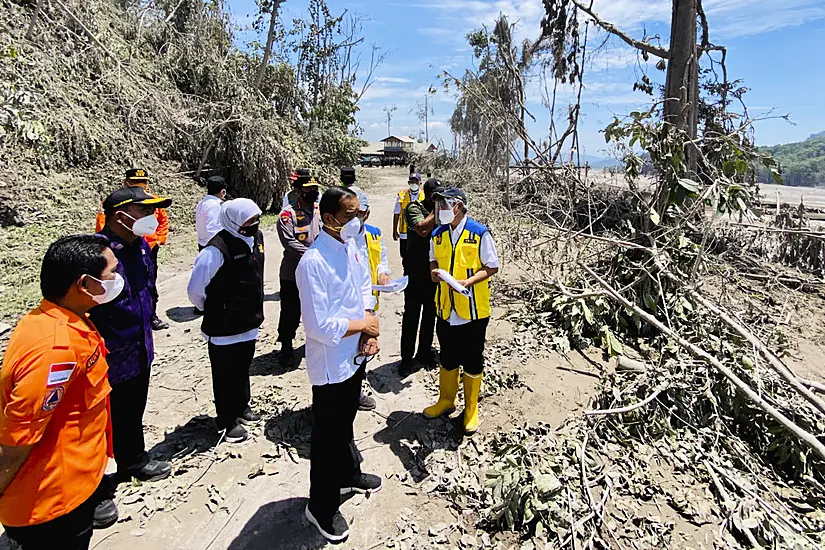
[409,184,421,195]
[340,217,364,242]
[122,212,159,236]
[438,205,456,226]
[88,273,125,305]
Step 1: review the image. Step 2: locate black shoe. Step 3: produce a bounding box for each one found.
[151,316,169,331]
[340,472,383,495]
[238,407,260,426]
[278,342,294,368]
[93,498,118,529]
[223,423,249,444]
[125,459,172,482]
[305,506,349,543]
[398,359,414,376]
[358,394,376,411]
[414,352,436,370]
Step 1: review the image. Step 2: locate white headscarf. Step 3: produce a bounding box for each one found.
[220,198,262,246]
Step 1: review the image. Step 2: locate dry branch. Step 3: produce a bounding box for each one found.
[668,274,825,416]
[581,263,825,462]
[585,382,668,416]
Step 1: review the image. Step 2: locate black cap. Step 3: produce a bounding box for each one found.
[103,187,172,214]
[433,187,467,204]
[340,166,355,177]
[125,168,149,182]
[424,178,442,193]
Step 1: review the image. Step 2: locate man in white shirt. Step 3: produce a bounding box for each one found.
[426,188,499,435]
[296,187,382,543]
[187,199,264,445]
[195,176,227,251]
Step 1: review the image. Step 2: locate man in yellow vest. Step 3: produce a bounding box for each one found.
[392,173,424,272]
[351,188,391,411]
[425,188,499,435]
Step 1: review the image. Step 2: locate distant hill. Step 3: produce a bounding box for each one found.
[759,135,825,188]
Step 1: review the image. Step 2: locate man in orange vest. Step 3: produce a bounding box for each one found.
[0,235,119,549]
[96,168,170,330]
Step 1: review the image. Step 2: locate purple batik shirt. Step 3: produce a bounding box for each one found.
[89,228,155,386]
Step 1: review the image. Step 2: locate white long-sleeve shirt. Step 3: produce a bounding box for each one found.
[187,240,260,345]
[195,195,223,247]
[429,216,500,326]
[296,231,374,386]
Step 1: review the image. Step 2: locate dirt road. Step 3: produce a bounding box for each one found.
[1,168,599,550]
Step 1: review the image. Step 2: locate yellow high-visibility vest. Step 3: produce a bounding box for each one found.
[365,224,383,311]
[431,218,491,321]
[397,189,424,235]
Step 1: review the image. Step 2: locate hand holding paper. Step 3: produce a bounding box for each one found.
[434,269,471,297]
[372,276,409,294]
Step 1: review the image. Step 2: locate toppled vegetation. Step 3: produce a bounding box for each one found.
[0,0,373,318]
[422,2,825,548]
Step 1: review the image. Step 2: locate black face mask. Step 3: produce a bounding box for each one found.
[238,223,260,237]
[302,190,319,204]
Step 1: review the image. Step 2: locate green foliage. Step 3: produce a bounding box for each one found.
[758,136,825,188]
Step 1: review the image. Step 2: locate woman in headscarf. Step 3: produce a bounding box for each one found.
[187,198,265,443]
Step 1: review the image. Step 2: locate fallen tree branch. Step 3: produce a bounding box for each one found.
[581,263,825,462]
[668,274,825,416]
[585,382,669,416]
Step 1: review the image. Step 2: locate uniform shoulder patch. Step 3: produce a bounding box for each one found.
[42,386,65,411]
[47,362,76,386]
[280,211,292,223]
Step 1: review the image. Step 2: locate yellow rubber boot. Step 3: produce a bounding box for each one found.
[463,372,483,435]
[423,366,460,419]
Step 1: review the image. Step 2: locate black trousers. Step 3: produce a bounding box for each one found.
[2,478,109,550]
[309,365,365,522]
[110,369,151,472]
[208,339,255,430]
[436,318,490,376]
[400,276,436,362]
[149,245,160,315]
[278,278,301,343]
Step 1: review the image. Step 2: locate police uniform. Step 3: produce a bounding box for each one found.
[277,191,321,354]
[0,301,112,548]
[424,200,499,435]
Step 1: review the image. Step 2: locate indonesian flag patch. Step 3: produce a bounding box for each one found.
[47,363,76,386]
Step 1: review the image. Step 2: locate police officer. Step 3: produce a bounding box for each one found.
[424,188,499,435]
[393,173,424,271]
[91,187,173,481]
[95,168,170,331]
[277,172,321,367]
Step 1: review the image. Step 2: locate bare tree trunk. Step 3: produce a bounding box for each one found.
[254,1,284,90]
[658,0,699,212]
[25,0,45,40]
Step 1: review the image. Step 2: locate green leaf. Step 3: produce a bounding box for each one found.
[581,301,594,325]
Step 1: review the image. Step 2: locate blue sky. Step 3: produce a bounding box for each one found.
[228,0,825,158]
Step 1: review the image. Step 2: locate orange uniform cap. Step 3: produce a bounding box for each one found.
[0,301,111,527]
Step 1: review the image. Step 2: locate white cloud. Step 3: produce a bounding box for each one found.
[375,76,412,84]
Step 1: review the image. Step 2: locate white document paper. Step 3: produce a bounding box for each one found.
[372,276,409,294]
[435,269,471,297]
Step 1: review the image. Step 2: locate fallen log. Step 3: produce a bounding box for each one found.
[581,263,825,462]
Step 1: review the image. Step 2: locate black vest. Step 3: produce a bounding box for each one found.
[202,230,265,337]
